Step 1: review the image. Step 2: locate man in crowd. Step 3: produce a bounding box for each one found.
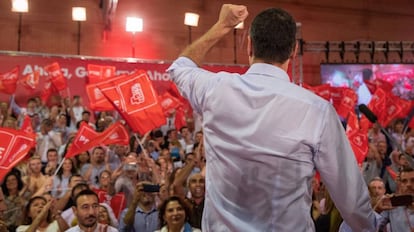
[81,146,111,188]
[118,181,158,232]
[66,189,118,232]
[378,167,414,231]
[168,4,376,231]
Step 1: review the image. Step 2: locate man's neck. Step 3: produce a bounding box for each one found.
[138,202,154,213]
[79,223,98,232]
[192,196,204,205]
[251,58,290,73]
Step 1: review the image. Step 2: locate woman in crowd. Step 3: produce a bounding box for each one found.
[52,158,78,199]
[156,196,201,232]
[98,203,119,228]
[1,171,28,231]
[17,196,69,232]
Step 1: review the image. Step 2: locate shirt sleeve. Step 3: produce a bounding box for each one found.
[314,104,377,232]
[167,57,217,115]
[118,208,130,232]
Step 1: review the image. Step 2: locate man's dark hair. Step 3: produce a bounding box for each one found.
[47,148,58,155]
[74,189,98,207]
[398,166,414,181]
[249,8,297,64]
[71,182,89,199]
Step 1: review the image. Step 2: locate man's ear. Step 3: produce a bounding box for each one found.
[72,205,77,215]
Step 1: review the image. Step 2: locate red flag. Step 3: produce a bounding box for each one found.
[20,70,40,91]
[21,115,35,135]
[86,83,115,111]
[363,79,377,94]
[65,122,130,158]
[330,86,347,111]
[159,92,182,116]
[359,115,372,133]
[0,127,36,181]
[346,129,369,165]
[335,88,357,119]
[100,122,130,146]
[44,62,67,91]
[346,111,359,132]
[87,64,116,84]
[395,97,411,118]
[302,83,331,101]
[368,88,387,118]
[40,80,55,103]
[0,67,19,95]
[174,108,187,131]
[166,81,193,119]
[379,94,402,127]
[65,122,100,158]
[98,71,166,135]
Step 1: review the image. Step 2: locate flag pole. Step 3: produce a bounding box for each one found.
[134,131,150,158]
[53,157,66,177]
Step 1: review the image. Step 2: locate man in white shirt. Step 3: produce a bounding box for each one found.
[65,189,118,232]
[168,4,377,231]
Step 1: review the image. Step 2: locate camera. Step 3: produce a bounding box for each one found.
[142,184,160,192]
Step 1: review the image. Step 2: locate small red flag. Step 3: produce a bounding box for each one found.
[302,83,331,101]
[346,129,369,165]
[20,70,40,90]
[65,122,100,158]
[21,115,35,135]
[159,92,182,116]
[335,88,357,119]
[44,62,67,91]
[0,127,36,181]
[0,67,19,95]
[87,64,116,84]
[98,71,166,135]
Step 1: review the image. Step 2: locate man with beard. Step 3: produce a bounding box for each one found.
[377,167,414,231]
[66,189,118,232]
[118,181,158,232]
[81,146,112,188]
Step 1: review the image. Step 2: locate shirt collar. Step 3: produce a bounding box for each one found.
[136,205,157,214]
[245,63,290,82]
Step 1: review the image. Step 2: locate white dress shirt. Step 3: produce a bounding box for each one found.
[168,57,376,232]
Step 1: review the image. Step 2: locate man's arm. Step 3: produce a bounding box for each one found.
[180,4,248,66]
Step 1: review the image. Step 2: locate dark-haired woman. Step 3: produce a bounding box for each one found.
[1,171,28,231]
[156,196,201,232]
[16,196,69,232]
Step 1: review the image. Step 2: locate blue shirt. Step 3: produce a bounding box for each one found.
[168,57,376,232]
[378,206,414,232]
[118,206,158,232]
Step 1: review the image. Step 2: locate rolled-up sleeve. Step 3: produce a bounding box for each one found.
[167,57,217,114]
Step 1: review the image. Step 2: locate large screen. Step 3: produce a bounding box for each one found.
[320,64,414,104]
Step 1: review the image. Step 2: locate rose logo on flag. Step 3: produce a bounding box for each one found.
[94,87,104,99]
[130,83,145,105]
[0,147,5,159]
[109,133,119,140]
[353,135,362,146]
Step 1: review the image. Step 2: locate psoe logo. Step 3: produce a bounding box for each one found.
[0,147,5,159]
[130,83,145,105]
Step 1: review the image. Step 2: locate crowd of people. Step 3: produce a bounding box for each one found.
[0,3,413,232]
[0,94,206,232]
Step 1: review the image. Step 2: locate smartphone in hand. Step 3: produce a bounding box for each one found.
[390,195,413,207]
[142,184,160,193]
